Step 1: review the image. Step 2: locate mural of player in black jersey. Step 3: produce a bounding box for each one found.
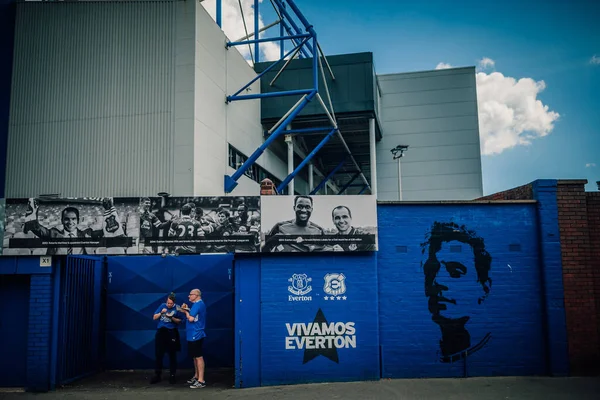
[263,195,326,252]
[167,203,203,254]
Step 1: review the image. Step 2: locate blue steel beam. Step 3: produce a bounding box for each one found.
[281,20,310,58]
[229,37,310,99]
[268,126,333,136]
[286,0,316,33]
[228,88,313,102]
[279,1,285,58]
[309,155,348,195]
[272,0,304,36]
[223,0,337,194]
[273,0,315,54]
[227,34,310,48]
[217,0,222,27]
[337,172,362,195]
[254,0,259,63]
[225,91,318,193]
[277,128,338,194]
[312,35,318,91]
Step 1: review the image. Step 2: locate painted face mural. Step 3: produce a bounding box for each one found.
[421,222,492,363]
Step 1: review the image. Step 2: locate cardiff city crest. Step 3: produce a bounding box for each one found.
[288,274,313,296]
[324,273,347,296]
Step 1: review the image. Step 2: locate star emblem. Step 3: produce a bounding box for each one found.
[303,308,339,364]
[342,296,347,300]
[336,296,341,300]
[324,296,329,300]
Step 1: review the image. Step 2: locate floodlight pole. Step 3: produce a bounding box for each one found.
[391,145,409,201]
[397,159,403,201]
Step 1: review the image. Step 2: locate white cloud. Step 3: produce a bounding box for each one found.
[476,71,560,155]
[590,55,600,65]
[201,0,280,63]
[586,163,597,168]
[435,62,454,70]
[478,57,495,70]
[436,59,560,155]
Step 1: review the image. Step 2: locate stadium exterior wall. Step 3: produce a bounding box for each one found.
[7,1,178,197]
[0,0,16,198]
[376,67,484,201]
[4,0,306,198]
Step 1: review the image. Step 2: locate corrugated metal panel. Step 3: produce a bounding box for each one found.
[0,0,16,198]
[6,2,177,197]
[376,67,483,201]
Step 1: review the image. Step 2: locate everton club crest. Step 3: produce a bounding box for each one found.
[324,273,347,296]
[288,274,313,296]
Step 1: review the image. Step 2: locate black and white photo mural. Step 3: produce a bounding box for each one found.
[260,195,378,253]
[138,195,261,254]
[2,197,139,256]
[0,194,381,255]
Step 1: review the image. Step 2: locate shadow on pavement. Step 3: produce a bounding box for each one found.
[55,368,234,393]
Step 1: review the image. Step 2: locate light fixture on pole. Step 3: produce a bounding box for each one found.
[391,145,409,201]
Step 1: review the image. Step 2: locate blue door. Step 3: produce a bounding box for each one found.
[105,254,234,370]
[0,274,30,387]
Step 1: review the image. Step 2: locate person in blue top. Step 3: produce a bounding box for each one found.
[150,292,183,384]
[179,288,207,389]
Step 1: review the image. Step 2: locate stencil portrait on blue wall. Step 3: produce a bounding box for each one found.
[421,221,493,363]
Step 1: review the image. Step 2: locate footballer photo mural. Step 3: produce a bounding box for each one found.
[260,195,378,253]
[138,195,261,254]
[2,197,139,256]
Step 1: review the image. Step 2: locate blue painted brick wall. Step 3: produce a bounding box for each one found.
[260,254,380,386]
[377,203,546,378]
[532,179,569,376]
[27,274,53,392]
[234,255,261,388]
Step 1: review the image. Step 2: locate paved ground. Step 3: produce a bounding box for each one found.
[1,370,599,400]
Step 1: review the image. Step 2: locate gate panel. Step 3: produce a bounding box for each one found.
[0,275,30,387]
[105,256,173,368]
[105,254,234,369]
[171,254,234,368]
[57,255,105,385]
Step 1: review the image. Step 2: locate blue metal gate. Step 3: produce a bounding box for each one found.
[56,255,105,385]
[0,274,30,387]
[105,254,234,370]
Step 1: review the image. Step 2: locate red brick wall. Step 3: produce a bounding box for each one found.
[477,183,533,200]
[557,180,600,375]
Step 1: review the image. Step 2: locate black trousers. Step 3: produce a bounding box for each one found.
[155,328,180,376]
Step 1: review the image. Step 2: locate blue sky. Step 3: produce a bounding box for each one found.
[297,0,600,194]
[210,0,600,194]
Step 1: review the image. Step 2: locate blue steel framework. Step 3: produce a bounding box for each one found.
[219,0,372,195]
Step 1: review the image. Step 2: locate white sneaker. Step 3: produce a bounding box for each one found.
[186,377,197,384]
[190,380,206,389]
